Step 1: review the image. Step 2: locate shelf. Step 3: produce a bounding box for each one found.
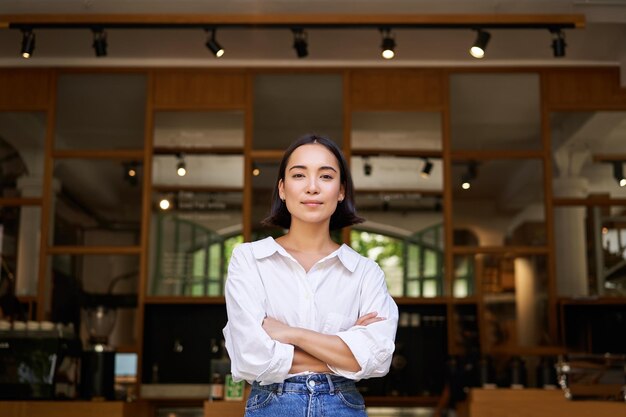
[153,146,243,155]
[0,197,42,206]
[144,296,226,304]
[486,345,567,357]
[52,149,145,159]
[394,296,448,305]
[351,148,442,158]
[468,388,625,417]
[451,246,549,255]
[355,188,443,196]
[204,399,245,417]
[558,296,626,305]
[452,296,479,304]
[364,395,440,407]
[0,401,150,417]
[152,185,242,193]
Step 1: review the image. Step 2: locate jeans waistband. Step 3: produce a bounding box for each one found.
[252,374,356,394]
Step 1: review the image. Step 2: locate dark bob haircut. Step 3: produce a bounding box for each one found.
[262,134,364,231]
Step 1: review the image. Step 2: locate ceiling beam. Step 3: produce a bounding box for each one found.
[0,13,585,29]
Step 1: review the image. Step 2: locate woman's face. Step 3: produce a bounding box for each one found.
[278,143,345,228]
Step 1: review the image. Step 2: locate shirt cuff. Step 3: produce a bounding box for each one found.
[328,327,392,381]
[257,341,295,385]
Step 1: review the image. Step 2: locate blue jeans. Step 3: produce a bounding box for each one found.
[245,374,367,417]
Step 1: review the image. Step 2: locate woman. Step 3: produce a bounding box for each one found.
[223,134,398,416]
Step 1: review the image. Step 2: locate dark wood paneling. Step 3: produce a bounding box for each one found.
[152,70,247,109]
[0,69,50,110]
[350,69,445,110]
[545,67,626,109]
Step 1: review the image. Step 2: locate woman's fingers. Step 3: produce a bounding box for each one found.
[355,312,386,326]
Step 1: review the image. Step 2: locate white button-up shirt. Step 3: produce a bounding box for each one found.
[223,237,399,385]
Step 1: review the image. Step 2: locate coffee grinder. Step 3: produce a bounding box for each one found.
[81,305,116,400]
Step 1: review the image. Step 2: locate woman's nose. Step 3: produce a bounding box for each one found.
[305,178,319,193]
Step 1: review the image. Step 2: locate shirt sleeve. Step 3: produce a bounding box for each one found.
[327,262,398,381]
[222,244,294,384]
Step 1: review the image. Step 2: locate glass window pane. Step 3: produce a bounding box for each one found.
[46,254,139,348]
[251,161,283,240]
[406,280,419,297]
[149,191,242,296]
[554,204,626,297]
[551,111,626,199]
[452,159,546,247]
[55,74,146,150]
[253,74,343,150]
[352,156,443,191]
[477,254,550,351]
[208,243,220,279]
[0,112,46,198]
[407,244,419,278]
[453,255,475,298]
[52,159,143,246]
[450,73,541,151]
[153,111,244,149]
[352,112,442,151]
[152,154,243,189]
[0,205,41,297]
[350,230,403,296]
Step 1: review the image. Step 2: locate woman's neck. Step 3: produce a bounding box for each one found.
[277,221,338,254]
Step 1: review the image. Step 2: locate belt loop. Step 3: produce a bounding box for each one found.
[325,374,335,395]
[277,381,284,396]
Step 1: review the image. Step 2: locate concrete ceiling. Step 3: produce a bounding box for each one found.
[0,0,625,73]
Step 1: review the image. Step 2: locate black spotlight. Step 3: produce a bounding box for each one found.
[176,153,187,177]
[461,161,478,190]
[421,159,434,178]
[470,29,491,59]
[612,162,626,187]
[292,28,308,58]
[92,29,108,57]
[21,29,35,59]
[380,28,395,59]
[206,29,224,58]
[550,29,566,58]
[363,157,373,176]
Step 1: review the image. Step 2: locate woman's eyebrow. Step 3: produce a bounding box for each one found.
[288,164,337,172]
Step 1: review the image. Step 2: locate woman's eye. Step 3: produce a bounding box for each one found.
[292,173,304,178]
[321,175,334,180]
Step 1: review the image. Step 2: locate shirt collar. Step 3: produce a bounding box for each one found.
[250,236,359,273]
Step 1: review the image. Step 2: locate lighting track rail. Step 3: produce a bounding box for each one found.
[1,13,585,30]
[1,13,585,59]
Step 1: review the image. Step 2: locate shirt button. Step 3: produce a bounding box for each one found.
[308,380,316,388]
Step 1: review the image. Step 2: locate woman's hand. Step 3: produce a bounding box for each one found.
[355,311,386,326]
[262,316,295,344]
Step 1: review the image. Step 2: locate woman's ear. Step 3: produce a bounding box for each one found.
[278,179,285,201]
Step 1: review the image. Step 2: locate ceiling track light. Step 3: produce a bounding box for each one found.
[470,29,491,59]
[292,28,308,58]
[461,161,478,190]
[205,28,224,58]
[92,28,108,57]
[252,163,261,177]
[380,28,396,59]
[612,161,626,187]
[176,153,187,177]
[20,29,35,59]
[550,28,566,58]
[421,158,434,178]
[363,157,373,176]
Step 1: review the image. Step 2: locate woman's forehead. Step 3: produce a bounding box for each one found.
[288,143,339,168]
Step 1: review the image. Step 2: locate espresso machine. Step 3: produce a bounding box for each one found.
[81,305,116,400]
